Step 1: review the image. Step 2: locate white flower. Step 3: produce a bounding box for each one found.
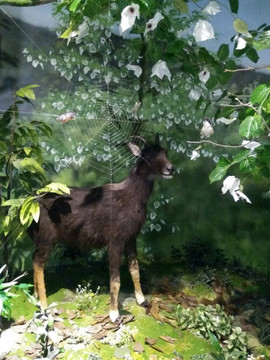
[236,37,247,50]
[75,20,89,44]
[120,3,140,34]
[190,150,200,161]
[126,64,142,77]
[199,69,210,83]
[151,60,171,81]
[211,89,223,98]
[193,20,215,42]
[242,140,260,151]
[189,89,201,101]
[222,176,251,203]
[145,12,164,35]
[200,119,214,138]
[203,1,221,15]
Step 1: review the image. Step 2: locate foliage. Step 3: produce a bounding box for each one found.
[0,264,33,321]
[0,86,70,270]
[75,283,100,313]
[175,304,248,358]
[33,303,61,359]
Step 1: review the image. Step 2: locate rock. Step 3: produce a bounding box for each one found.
[0,328,21,358]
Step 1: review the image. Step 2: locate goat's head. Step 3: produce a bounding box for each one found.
[129,142,175,179]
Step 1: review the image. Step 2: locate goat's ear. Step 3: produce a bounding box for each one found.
[128,143,141,157]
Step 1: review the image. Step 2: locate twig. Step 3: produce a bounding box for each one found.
[187,140,244,148]
[224,65,270,73]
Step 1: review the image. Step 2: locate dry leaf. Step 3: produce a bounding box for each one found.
[133,341,144,353]
[160,335,177,344]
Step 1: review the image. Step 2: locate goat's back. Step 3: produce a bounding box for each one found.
[31,181,149,252]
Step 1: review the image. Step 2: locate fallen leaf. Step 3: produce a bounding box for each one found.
[145,337,157,346]
[133,341,144,353]
[160,335,177,344]
[87,324,103,334]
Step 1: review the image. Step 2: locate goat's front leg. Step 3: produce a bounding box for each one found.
[109,248,122,323]
[125,239,149,308]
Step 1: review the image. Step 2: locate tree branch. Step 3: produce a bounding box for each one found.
[187,139,244,148]
[224,65,270,73]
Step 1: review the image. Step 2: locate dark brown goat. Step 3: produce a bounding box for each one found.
[30,142,174,323]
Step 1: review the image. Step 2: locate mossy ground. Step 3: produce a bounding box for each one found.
[3,262,270,360]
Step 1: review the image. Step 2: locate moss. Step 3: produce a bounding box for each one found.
[182,283,216,300]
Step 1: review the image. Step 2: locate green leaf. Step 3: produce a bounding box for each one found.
[69,0,81,12]
[250,84,270,105]
[173,0,188,13]
[19,196,34,225]
[36,182,70,195]
[209,166,228,183]
[233,19,249,36]
[229,0,239,13]
[23,147,32,156]
[60,24,74,39]
[239,115,262,139]
[31,201,40,223]
[16,84,40,100]
[20,158,45,175]
[1,198,25,207]
[0,141,7,154]
[218,44,229,60]
[246,47,259,63]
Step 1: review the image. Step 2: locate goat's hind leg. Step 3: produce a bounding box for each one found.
[125,239,149,308]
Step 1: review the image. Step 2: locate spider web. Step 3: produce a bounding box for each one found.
[0,5,153,185]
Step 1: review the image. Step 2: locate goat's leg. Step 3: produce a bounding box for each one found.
[33,245,52,310]
[125,239,149,307]
[109,248,122,323]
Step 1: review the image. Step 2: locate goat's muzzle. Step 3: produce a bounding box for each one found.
[162,164,175,179]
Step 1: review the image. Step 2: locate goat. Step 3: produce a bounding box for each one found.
[30,141,174,323]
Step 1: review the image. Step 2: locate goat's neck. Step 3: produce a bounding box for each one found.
[125,168,154,198]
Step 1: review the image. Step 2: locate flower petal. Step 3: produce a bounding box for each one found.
[199,69,210,83]
[145,12,164,34]
[193,20,215,42]
[203,1,221,15]
[216,117,237,125]
[236,37,247,50]
[222,176,239,195]
[120,3,140,34]
[242,140,260,151]
[126,64,142,77]
[190,150,200,161]
[189,89,201,101]
[151,60,171,81]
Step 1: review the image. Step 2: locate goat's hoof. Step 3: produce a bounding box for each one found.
[109,310,122,324]
[139,299,150,308]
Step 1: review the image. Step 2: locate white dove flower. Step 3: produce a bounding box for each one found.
[199,69,210,83]
[222,176,251,203]
[189,89,201,101]
[190,150,200,161]
[236,36,247,50]
[126,64,142,78]
[120,3,140,34]
[203,1,221,15]
[151,60,171,81]
[145,12,164,35]
[242,140,260,151]
[193,20,215,42]
[200,119,214,138]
